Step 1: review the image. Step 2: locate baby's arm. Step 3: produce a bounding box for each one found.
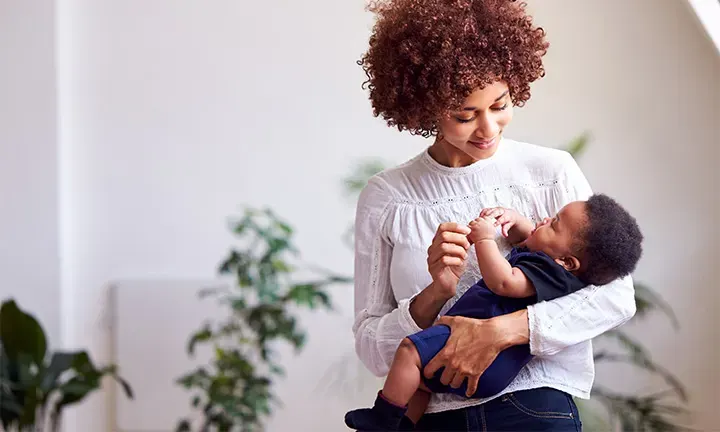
[468,217,536,298]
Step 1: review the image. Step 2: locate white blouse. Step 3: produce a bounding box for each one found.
[352,138,636,414]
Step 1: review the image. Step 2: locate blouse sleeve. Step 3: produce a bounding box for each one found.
[351,176,424,376]
[526,152,637,356]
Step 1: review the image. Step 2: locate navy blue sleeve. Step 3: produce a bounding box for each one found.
[512,253,587,302]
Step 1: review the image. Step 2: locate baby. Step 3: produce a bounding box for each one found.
[345,194,643,431]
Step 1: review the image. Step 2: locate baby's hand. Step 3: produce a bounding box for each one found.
[468,216,496,243]
[480,207,522,238]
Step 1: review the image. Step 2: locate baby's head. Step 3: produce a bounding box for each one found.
[524,194,643,285]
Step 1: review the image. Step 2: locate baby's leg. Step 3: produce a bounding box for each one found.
[404,385,431,425]
[381,337,424,405]
[345,325,450,431]
[344,338,425,431]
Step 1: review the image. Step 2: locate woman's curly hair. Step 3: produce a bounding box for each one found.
[359,0,549,137]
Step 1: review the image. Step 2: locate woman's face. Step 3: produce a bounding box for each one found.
[435,81,514,164]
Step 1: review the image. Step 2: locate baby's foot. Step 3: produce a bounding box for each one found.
[344,391,407,431]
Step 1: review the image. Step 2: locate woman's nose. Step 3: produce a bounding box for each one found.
[474,115,499,139]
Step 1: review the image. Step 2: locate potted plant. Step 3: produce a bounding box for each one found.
[0,299,133,432]
[176,208,350,432]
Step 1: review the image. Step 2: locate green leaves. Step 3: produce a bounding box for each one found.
[633,282,679,329]
[565,131,591,159]
[0,300,47,365]
[177,207,348,432]
[343,159,388,198]
[285,283,332,309]
[591,387,693,432]
[585,285,688,431]
[0,299,134,432]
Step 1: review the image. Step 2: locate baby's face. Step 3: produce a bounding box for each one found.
[523,201,587,259]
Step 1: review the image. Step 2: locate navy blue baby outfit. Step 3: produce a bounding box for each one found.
[344,247,587,431]
[408,247,587,398]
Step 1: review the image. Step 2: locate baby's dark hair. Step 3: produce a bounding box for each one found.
[576,194,643,286]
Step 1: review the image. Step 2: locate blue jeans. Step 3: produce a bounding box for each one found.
[411,388,582,431]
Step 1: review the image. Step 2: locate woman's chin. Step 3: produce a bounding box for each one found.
[465,141,499,159]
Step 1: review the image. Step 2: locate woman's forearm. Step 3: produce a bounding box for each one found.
[409,283,451,329]
[527,276,636,356]
[493,309,530,348]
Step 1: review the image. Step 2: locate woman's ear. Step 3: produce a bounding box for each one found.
[555,255,581,272]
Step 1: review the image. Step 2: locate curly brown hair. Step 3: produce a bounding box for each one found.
[359,0,550,137]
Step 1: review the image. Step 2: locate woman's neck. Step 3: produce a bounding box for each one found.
[427,138,480,168]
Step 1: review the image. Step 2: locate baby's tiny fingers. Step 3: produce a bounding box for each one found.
[497,214,514,224]
[502,222,515,237]
[490,208,505,217]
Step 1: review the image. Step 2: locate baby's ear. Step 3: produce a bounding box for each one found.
[554,255,581,272]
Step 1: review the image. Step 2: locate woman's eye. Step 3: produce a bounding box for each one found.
[455,117,475,123]
[491,104,508,111]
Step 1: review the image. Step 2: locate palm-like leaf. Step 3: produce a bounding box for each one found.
[594,351,687,402]
[343,159,388,198]
[633,283,679,329]
[591,387,693,432]
[566,131,591,158]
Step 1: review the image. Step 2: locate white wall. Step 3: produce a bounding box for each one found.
[54,1,412,431]
[1,0,717,430]
[519,1,720,428]
[0,0,60,344]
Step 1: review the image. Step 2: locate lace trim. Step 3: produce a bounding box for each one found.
[369,200,394,307]
[393,180,562,207]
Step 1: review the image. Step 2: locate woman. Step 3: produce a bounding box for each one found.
[352,0,636,430]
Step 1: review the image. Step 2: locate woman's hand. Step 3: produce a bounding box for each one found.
[423,311,530,397]
[426,222,472,300]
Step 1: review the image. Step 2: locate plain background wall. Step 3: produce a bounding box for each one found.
[0,0,60,345]
[0,0,717,430]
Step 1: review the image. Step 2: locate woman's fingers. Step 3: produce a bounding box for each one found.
[427,242,468,264]
[428,256,465,272]
[439,366,457,387]
[450,373,466,390]
[436,222,471,237]
[426,315,506,399]
[465,375,480,397]
[424,349,448,379]
[432,228,472,249]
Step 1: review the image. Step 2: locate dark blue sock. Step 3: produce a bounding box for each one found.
[344,391,408,431]
[398,415,417,431]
